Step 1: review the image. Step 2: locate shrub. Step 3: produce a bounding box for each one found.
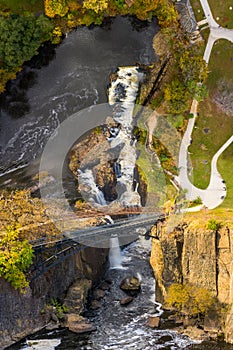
[207,219,221,231]
[165,283,215,317]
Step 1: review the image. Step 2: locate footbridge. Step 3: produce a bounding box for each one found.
[29,213,165,282]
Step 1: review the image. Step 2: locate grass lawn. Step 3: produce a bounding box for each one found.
[208,0,233,28]
[190,0,233,28]
[189,40,233,209]
[189,0,205,22]
[218,145,233,209]
[0,0,44,15]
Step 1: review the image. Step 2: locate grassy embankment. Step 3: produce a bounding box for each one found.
[188,39,233,209]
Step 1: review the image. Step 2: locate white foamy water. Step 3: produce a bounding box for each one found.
[78,168,107,206]
[108,67,144,207]
[21,339,61,350]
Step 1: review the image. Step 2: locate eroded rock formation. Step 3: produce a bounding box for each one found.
[150,216,233,343]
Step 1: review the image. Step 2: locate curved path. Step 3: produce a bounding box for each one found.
[176,0,233,209]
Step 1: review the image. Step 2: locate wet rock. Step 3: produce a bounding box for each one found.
[99,281,111,291]
[90,300,101,310]
[120,297,134,306]
[93,289,105,300]
[159,335,173,342]
[120,276,141,292]
[147,316,160,328]
[64,279,92,314]
[65,314,96,334]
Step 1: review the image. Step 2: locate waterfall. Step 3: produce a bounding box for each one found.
[78,168,106,206]
[109,234,123,269]
[108,66,144,207]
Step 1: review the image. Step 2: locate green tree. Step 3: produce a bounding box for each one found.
[164,79,189,114]
[0,226,34,291]
[179,49,208,84]
[0,14,53,90]
[187,81,208,102]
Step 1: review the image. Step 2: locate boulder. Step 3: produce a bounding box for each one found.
[120,297,134,306]
[90,300,101,310]
[120,276,141,292]
[99,281,111,291]
[65,314,96,334]
[147,316,160,328]
[93,289,105,300]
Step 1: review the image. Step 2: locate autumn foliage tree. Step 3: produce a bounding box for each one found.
[0,189,59,241]
[82,0,109,13]
[0,226,34,291]
[45,0,69,18]
[165,283,215,317]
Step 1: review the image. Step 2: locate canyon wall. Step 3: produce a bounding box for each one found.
[150,217,233,342]
[0,246,108,349]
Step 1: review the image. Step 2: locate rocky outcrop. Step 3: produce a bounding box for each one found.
[150,217,233,343]
[0,246,108,349]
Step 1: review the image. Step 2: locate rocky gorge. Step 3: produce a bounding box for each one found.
[150,214,233,344]
[0,246,108,349]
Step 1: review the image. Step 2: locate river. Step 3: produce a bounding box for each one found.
[0,16,158,183]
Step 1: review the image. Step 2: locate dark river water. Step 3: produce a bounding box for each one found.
[0,16,158,183]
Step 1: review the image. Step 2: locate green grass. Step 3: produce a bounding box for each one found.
[0,0,44,15]
[189,0,205,22]
[190,0,233,28]
[208,0,233,28]
[188,40,233,209]
[218,145,233,209]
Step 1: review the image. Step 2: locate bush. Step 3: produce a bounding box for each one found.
[165,283,215,317]
[207,219,221,231]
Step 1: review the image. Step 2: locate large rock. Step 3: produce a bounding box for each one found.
[64,279,92,314]
[65,314,96,334]
[120,276,141,292]
[120,297,134,306]
[147,316,160,328]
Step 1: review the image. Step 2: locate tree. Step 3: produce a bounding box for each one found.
[0,15,53,70]
[45,0,69,18]
[156,0,178,27]
[0,189,59,241]
[179,49,208,84]
[164,79,189,114]
[0,226,34,291]
[187,81,208,102]
[82,0,109,13]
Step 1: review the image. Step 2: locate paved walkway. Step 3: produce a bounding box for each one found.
[176,0,233,209]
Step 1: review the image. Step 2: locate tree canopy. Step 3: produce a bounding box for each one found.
[0,226,34,291]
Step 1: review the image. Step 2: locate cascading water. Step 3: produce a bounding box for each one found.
[109,234,123,269]
[108,67,144,207]
[78,168,106,206]
[77,66,144,209]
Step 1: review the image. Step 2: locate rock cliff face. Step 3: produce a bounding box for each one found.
[150,218,233,343]
[0,246,108,349]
